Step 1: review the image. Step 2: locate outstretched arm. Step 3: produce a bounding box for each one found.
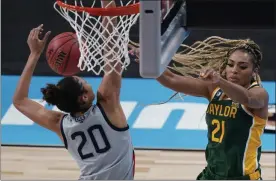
[129,45,213,100]
[157,69,213,99]
[13,25,64,134]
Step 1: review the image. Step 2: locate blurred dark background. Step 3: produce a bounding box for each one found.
[2,0,276,80]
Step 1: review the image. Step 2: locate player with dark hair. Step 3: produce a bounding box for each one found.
[13,21,135,181]
[130,36,268,180]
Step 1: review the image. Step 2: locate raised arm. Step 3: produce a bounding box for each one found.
[96,1,127,128]
[97,0,121,102]
[13,25,64,134]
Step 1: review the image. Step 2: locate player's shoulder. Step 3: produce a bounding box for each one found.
[248,83,269,99]
[249,86,268,95]
[62,105,98,122]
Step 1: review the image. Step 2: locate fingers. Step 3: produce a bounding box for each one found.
[129,49,135,56]
[128,44,140,63]
[37,24,44,29]
[128,46,139,57]
[199,68,215,79]
[128,44,136,55]
[33,28,40,39]
[43,31,51,42]
[128,44,135,49]
[36,24,44,39]
[29,24,51,42]
[27,24,51,48]
[32,24,44,39]
[200,69,209,78]
[204,69,214,78]
[199,69,206,78]
[28,29,35,40]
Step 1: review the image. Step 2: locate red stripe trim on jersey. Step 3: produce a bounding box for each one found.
[133,150,136,177]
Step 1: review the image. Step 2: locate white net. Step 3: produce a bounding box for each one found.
[54,0,139,75]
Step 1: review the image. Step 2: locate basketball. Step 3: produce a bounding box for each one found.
[46,32,81,76]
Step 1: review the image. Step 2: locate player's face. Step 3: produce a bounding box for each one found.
[225,50,256,87]
[73,76,95,105]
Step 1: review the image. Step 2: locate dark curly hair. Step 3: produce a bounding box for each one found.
[41,77,85,113]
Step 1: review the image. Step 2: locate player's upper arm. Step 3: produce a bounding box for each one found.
[13,98,64,133]
[97,64,122,101]
[246,87,269,109]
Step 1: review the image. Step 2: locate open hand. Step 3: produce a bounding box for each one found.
[199,68,221,85]
[27,24,51,55]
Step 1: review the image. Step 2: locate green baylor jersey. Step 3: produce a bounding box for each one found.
[204,82,266,178]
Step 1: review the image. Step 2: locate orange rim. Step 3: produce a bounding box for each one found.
[56,0,140,16]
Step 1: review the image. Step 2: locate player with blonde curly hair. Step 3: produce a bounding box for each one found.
[130,36,268,180]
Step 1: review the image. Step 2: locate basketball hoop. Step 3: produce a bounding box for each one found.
[54,0,140,75]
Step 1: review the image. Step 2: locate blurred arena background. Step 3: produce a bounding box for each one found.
[1,0,275,180]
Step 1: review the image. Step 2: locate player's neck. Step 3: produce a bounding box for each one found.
[71,105,92,117]
[73,112,85,117]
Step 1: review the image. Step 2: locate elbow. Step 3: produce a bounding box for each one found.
[246,97,265,109]
[13,101,21,111]
[12,96,24,109]
[244,94,265,109]
[13,96,19,106]
[12,99,21,109]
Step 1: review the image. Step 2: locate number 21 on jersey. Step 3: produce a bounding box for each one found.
[211,119,225,143]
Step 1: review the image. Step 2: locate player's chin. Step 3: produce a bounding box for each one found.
[228,79,246,87]
[227,77,240,84]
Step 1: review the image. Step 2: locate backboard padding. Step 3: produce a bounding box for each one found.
[139,0,189,78]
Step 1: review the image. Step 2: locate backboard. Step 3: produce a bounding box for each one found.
[139,0,190,78]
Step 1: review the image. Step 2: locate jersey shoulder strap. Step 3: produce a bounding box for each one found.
[210,87,223,101]
[248,81,260,90]
[60,114,69,149]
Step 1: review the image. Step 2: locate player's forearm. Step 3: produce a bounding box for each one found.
[157,69,193,93]
[218,77,261,106]
[13,53,40,102]
[102,0,120,74]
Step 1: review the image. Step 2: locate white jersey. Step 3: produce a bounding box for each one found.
[60,103,135,180]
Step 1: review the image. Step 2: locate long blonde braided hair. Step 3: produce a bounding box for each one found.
[170,36,263,85]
